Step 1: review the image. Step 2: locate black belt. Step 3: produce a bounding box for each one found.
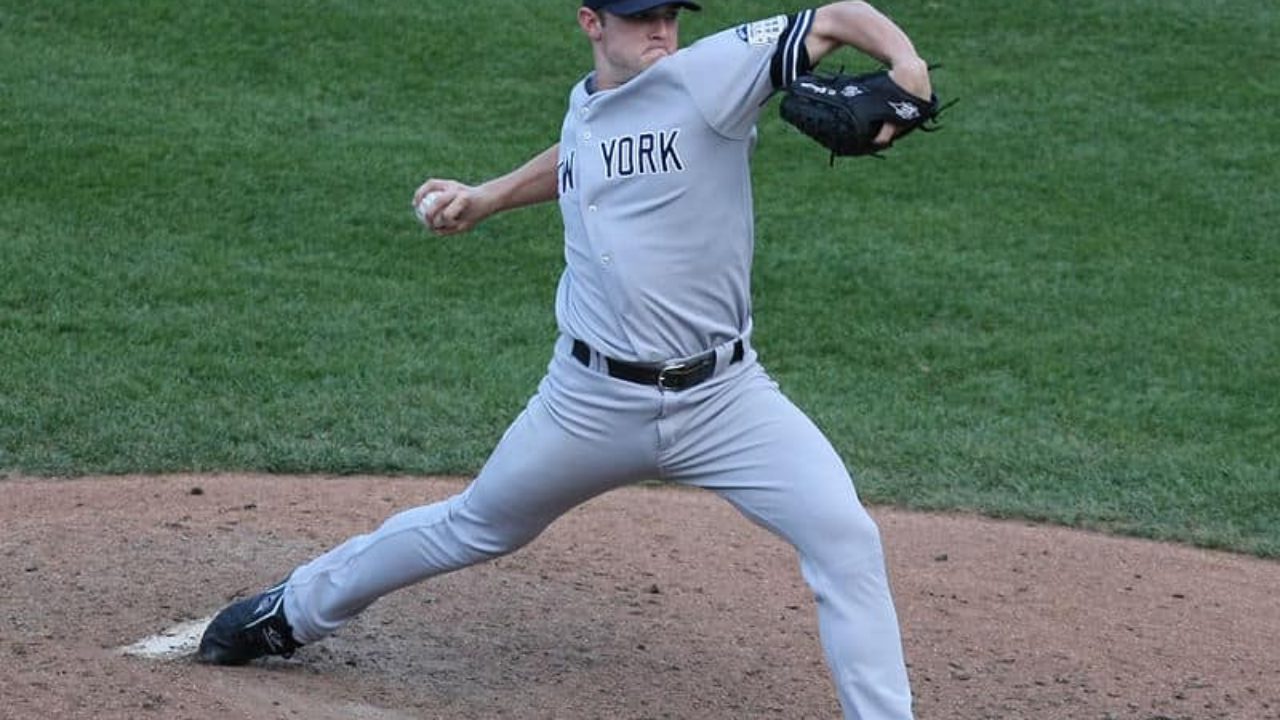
[572,339,745,391]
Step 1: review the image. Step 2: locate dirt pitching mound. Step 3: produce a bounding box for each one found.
[2,474,1277,719]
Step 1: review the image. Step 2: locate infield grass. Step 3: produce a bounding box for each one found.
[1,1,1277,556]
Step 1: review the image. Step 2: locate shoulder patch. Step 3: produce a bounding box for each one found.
[735,15,788,46]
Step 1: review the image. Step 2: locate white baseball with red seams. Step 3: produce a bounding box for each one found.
[414,191,439,227]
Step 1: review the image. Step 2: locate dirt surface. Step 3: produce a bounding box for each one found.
[2,474,1277,720]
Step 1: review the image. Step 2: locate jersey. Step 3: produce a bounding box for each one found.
[554,11,817,363]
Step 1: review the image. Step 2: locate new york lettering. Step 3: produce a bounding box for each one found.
[558,150,576,194]
[599,130,685,180]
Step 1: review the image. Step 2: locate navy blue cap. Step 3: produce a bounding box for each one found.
[583,0,702,15]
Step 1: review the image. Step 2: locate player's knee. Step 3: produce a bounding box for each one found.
[452,501,550,558]
[802,502,885,566]
[795,511,891,606]
[463,521,544,558]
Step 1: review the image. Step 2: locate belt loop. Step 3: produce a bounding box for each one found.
[718,337,745,370]
[714,340,731,373]
[571,338,605,373]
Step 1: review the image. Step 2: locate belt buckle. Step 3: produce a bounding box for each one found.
[656,356,710,391]
[657,363,691,391]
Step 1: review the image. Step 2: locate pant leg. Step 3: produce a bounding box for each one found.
[666,365,913,720]
[285,345,662,643]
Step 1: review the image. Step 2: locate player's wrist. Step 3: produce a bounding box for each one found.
[888,55,927,82]
[887,56,930,98]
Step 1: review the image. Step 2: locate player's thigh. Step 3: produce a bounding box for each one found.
[458,368,658,539]
[680,373,879,557]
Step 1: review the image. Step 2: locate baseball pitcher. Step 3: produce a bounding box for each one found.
[199,2,942,717]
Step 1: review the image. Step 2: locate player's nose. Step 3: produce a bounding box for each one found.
[649,16,676,39]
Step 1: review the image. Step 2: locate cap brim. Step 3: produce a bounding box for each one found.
[602,0,702,16]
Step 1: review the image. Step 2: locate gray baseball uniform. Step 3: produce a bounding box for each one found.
[283,10,913,718]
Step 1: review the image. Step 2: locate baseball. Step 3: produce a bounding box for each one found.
[414,192,440,226]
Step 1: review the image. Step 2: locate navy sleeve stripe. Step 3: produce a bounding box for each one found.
[771,9,816,90]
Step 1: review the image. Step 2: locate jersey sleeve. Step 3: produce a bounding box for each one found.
[673,9,817,139]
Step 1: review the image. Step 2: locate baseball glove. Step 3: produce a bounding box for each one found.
[780,68,946,160]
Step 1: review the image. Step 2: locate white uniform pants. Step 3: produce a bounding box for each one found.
[284,335,913,719]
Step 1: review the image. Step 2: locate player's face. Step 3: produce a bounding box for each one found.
[583,5,682,89]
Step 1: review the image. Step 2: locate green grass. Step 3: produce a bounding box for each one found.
[2,1,1277,556]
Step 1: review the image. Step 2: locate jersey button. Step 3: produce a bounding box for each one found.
[588,204,598,212]
[583,131,592,140]
[601,253,612,265]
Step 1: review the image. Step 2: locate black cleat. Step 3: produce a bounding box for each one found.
[197,582,302,665]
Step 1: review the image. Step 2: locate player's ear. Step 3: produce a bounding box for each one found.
[579,8,605,40]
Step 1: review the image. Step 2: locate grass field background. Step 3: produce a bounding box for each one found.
[2,1,1277,556]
